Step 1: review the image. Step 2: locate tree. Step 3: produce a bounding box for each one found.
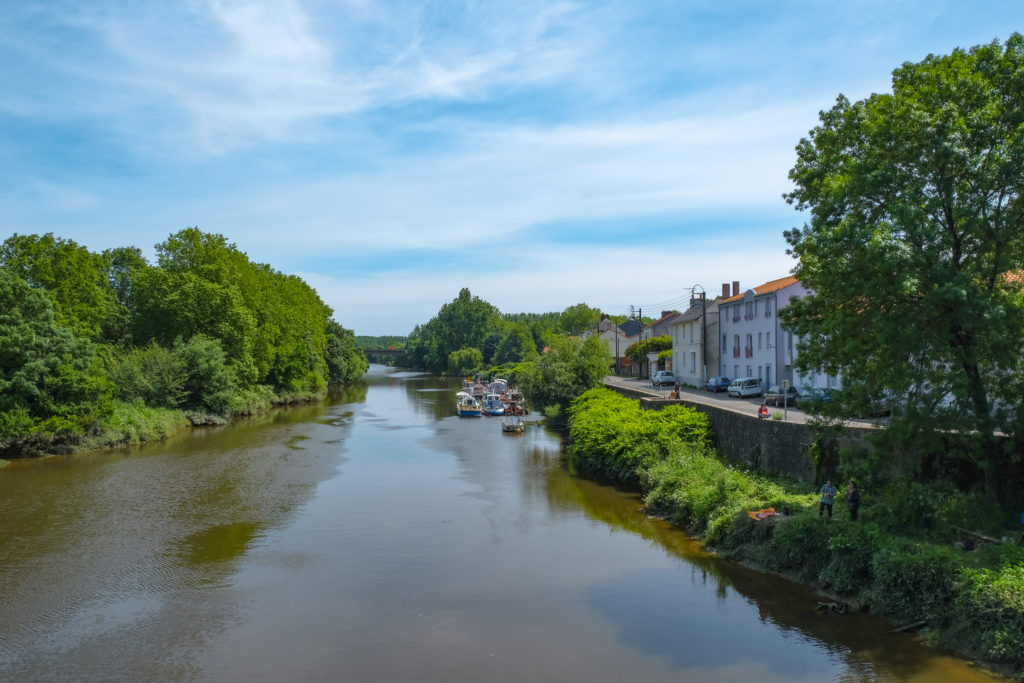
[325,321,368,383]
[782,35,1024,498]
[495,323,539,365]
[559,303,602,335]
[0,233,119,341]
[0,269,111,449]
[518,335,610,423]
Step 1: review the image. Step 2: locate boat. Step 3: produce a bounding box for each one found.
[501,415,525,433]
[456,392,482,417]
[490,378,508,395]
[482,392,505,416]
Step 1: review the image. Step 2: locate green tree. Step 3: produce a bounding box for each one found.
[0,233,119,341]
[559,303,602,335]
[0,269,111,448]
[495,323,539,365]
[325,320,369,383]
[447,347,483,376]
[518,335,610,423]
[783,35,1024,498]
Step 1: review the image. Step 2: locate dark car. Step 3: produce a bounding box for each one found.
[705,376,730,392]
[795,386,832,409]
[765,384,801,406]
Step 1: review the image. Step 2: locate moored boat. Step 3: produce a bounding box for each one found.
[482,392,505,416]
[501,415,525,433]
[456,392,482,417]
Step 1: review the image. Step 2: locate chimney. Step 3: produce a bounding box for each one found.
[722,283,730,298]
[732,281,740,297]
[662,310,672,319]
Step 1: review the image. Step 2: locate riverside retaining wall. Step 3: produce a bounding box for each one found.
[605,383,876,482]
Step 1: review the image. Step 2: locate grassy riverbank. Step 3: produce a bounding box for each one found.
[568,388,1024,678]
[3,386,327,457]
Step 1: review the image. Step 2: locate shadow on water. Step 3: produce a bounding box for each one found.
[551,464,1005,680]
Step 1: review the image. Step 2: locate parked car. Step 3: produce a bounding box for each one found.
[652,370,677,387]
[796,386,832,409]
[764,384,801,407]
[728,377,763,398]
[705,376,731,392]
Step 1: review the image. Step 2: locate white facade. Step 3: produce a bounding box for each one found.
[718,277,801,388]
[776,281,843,391]
[670,297,718,388]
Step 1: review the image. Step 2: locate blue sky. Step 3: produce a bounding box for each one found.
[2,1,1021,335]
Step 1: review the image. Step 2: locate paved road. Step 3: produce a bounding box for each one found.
[602,375,815,424]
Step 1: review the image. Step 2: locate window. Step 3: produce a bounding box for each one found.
[757,332,762,350]
[765,299,772,316]
[766,364,772,386]
[766,332,771,349]
[722,334,727,351]
[691,352,696,372]
[689,323,694,342]
[787,331,793,352]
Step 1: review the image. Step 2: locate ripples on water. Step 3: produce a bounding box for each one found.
[0,367,1006,681]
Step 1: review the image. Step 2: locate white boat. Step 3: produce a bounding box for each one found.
[501,416,525,433]
[456,392,482,417]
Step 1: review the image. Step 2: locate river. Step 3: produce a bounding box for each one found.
[0,365,1004,681]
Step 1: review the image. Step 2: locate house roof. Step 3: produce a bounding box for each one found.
[720,276,799,304]
[676,299,719,323]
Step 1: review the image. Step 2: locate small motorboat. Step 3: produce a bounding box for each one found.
[501,416,525,433]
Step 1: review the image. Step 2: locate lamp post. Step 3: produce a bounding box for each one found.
[692,284,706,386]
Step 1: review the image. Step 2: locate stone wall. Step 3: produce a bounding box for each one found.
[605,383,875,482]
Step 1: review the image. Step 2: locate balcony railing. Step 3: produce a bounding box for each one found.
[745,346,753,358]
[732,316,740,322]
[732,347,740,358]
[765,310,771,317]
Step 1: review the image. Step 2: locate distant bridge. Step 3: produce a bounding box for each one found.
[362,348,403,357]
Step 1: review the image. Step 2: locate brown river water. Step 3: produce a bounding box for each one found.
[0,366,1006,681]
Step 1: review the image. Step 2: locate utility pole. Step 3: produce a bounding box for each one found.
[693,284,706,385]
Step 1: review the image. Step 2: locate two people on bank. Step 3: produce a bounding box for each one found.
[819,479,860,521]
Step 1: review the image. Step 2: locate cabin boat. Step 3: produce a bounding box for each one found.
[456,392,482,417]
[482,393,505,416]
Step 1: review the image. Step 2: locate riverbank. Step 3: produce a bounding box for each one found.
[0,385,330,459]
[567,388,1024,679]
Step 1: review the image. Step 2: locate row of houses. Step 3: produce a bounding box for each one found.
[585,277,841,392]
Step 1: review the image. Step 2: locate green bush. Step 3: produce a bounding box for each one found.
[758,514,834,583]
[950,566,1024,670]
[819,521,880,595]
[868,539,961,622]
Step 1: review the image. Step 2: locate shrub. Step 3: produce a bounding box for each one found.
[950,566,1024,670]
[868,539,961,622]
[758,514,834,583]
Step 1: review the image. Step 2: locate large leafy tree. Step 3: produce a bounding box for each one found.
[783,35,1024,497]
[0,233,120,342]
[0,269,111,449]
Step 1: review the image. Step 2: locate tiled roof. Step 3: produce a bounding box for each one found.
[720,276,798,304]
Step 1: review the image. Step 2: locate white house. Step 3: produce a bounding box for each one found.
[670,294,719,388]
[718,277,842,391]
[777,281,843,390]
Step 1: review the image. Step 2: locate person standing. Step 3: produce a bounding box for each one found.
[846,480,861,521]
[819,479,837,520]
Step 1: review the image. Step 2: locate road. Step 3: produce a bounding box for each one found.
[602,375,816,424]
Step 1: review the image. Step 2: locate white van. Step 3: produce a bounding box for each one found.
[728,377,764,398]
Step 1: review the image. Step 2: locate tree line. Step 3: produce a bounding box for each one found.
[0,228,367,455]
[400,288,609,421]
